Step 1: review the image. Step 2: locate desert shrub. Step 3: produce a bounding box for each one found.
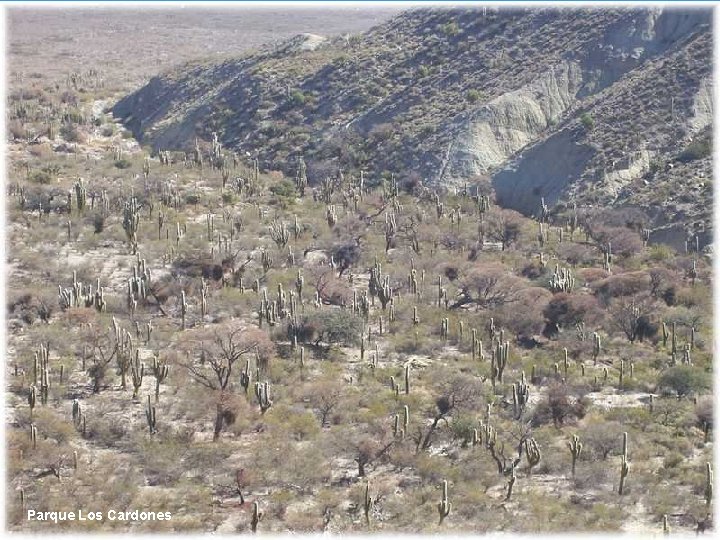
[289,90,306,106]
[532,383,586,427]
[592,271,650,303]
[695,396,712,438]
[93,213,105,233]
[543,292,599,336]
[496,286,551,338]
[29,169,53,184]
[60,121,85,143]
[466,89,480,103]
[441,20,460,36]
[8,119,27,140]
[454,261,525,309]
[580,112,594,129]
[114,158,132,169]
[580,418,625,460]
[677,133,711,162]
[331,243,361,276]
[557,242,596,266]
[657,366,711,397]
[294,309,363,349]
[265,404,320,441]
[269,179,297,208]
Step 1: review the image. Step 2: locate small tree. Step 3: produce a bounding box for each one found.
[658,366,710,397]
[295,310,363,349]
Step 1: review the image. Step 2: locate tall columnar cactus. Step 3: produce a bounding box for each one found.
[705,462,713,506]
[592,332,601,364]
[568,434,583,477]
[363,480,375,527]
[72,399,82,429]
[618,432,629,495]
[122,196,140,254]
[30,423,38,450]
[152,355,169,401]
[255,382,272,413]
[145,395,157,434]
[130,351,144,399]
[251,501,263,533]
[437,480,452,525]
[28,385,36,419]
[512,378,529,420]
[492,340,509,384]
[269,219,290,248]
[404,364,410,395]
[525,438,541,476]
[181,291,188,330]
[549,264,575,293]
[662,514,670,535]
[240,360,252,394]
[73,178,86,213]
[326,205,337,228]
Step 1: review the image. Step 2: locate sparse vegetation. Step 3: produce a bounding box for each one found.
[5,5,713,536]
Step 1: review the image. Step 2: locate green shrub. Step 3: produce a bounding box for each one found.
[114,158,132,169]
[466,89,481,103]
[580,113,594,129]
[295,310,363,349]
[658,366,711,397]
[289,90,306,107]
[678,136,711,162]
[441,21,460,36]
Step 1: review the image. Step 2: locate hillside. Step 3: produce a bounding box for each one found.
[6,6,714,535]
[113,7,713,249]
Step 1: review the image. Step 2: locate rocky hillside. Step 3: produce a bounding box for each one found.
[113,7,713,247]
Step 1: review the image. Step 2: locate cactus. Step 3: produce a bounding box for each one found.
[662,514,670,535]
[618,432,629,495]
[200,278,209,318]
[255,381,272,413]
[492,340,509,384]
[524,437,541,476]
[549,264,575,293]
[404,364,410,395]
[261,249,273,273]
[251,501,263,533]
[512,378,529,420]
[152,356,169,401]
[568,434,583,477]
[705,462,713,506]
[592,332,601,364]
[28,385,36,419]
[363,480,375,527]
[73,178,86,213]
[145,395,157,434]
[130,351,144,399]
[326,205,337,228]
[72,398,82,429]
[269,219,290,248]
[437,480,452,525]
[181,291,188,330]
[122,196,140,254]
[30,423,37,449]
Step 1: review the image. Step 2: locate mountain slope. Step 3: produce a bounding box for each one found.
[113,7,713,246]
